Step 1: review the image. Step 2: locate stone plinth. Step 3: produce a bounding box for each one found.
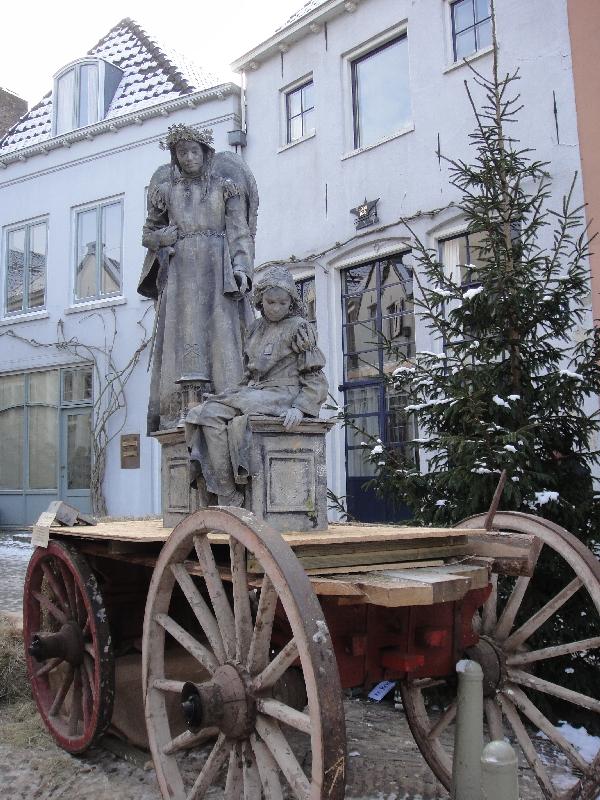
[152,416,334,532]
[245,416,334,532]
[152,427,212,528]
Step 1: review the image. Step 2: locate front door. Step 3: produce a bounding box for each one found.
[60,406,92,515]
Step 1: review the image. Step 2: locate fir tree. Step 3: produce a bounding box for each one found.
[360,19,600,548]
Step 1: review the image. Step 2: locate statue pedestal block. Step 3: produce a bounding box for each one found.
[152,416,334,532]
[152,428,211,529]
[245,416,333,532]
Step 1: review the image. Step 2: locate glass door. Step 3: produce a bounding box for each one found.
[60,406,92,514]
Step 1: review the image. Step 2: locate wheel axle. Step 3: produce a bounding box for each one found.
[29,621,84,666]
[180,665,255,739]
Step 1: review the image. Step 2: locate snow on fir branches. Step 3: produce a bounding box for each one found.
[354,13,600,543]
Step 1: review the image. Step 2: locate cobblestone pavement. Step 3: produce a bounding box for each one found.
[0,695,567,800]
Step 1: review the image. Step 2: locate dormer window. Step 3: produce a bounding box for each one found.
[53,59,123,135]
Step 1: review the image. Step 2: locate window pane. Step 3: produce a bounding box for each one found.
[302,108,315,137]
[296,277,316,323]
[29,370,59,404]
[345,385,379,416]
[344,289,378,323]
[343,264,374,295]
[287,88,302,118]
[62,368,93,403]
[78,63,99,127]
[101,203,122,295]
[347,448,377,477]
[28,223,47,309]
[289,115,302,142]
[301,82,314,111]
[0,408,23,488]
[6,228,25,313]
[28,406,57,489]
[344,321,378,354]
[476,18,492,50]
[453,0,474,33]
[75,208,98,300]
[455,28,476,59]
[66,411,92,490]
[345,350,380,381]
[475,0,491,22]
[385,390,410,445]
[0,375,24,411]
[354,37,410,148]
[56,70,75,134]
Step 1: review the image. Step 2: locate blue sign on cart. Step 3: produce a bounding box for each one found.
[368,680,397,702]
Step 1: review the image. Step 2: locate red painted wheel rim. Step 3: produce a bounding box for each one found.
[23,540,114,753]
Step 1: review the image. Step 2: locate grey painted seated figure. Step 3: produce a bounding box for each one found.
[185,266,328,506]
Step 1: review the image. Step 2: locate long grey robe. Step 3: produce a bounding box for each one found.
[140,169,254,433]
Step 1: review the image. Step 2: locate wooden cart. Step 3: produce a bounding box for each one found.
[23,506,600,800]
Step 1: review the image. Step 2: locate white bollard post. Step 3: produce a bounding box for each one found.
[481,740,519,800]
[452,659,484,800]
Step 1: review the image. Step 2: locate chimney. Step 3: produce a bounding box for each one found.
[0,88,27,139]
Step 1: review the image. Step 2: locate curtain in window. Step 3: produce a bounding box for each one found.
[55,70,75,134]
[443,237,462,285]
[78,63,99,127]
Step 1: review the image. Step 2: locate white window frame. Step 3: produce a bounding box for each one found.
[3,216,49,318]
[52,57,122,135]
[341,20,412,157]
[278,72,315,151]
[441,0,494,72]
[71,195,124,305]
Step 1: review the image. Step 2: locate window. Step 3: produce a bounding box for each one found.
[341,256,415,465]
[286,81,315,144]
[53,59,123,135]
[351,35,410,149]
[451,0,492,61]
[74,200,123,302]
[5,219,47,315]
[0,367,92,494]
[441,230,487,287]
[341,255,417,521]
[296,276,317,325]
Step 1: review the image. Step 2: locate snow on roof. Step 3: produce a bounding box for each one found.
[0,18,227,156]
[276,0,329,31]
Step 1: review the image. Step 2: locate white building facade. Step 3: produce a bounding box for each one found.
[233,0,589,521]
[0,19,243,526]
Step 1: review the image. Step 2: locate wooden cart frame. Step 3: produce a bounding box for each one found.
[23,506,600,800]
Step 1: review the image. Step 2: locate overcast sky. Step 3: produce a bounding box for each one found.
[1,0,309,107]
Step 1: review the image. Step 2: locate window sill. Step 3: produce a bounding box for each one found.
[341,123,415,161]
[65,296,126,315]
[277,131,316,153]
[443,45,494,74]
[0,310,49,327]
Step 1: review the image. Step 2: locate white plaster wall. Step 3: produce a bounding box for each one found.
[241,0,585,506]
[0,94,241,519]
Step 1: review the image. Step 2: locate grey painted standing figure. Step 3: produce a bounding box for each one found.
[185,266,328,506]
[138,124,257,434]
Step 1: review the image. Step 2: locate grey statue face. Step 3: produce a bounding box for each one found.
[262,287,292,322]
[175,140,205,176]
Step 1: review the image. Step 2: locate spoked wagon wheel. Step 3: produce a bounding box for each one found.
[400,511,600,800]
[142,507,346,800]
[23,540,114,753]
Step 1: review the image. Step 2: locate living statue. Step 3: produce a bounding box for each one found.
[185,266,328,506]
[138,124,259,434]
